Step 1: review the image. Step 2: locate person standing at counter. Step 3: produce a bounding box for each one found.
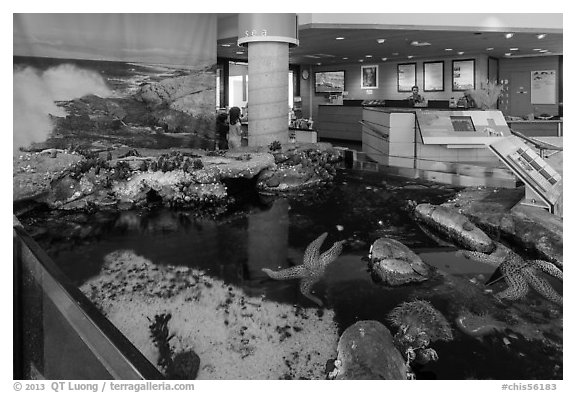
[408,85,425,105]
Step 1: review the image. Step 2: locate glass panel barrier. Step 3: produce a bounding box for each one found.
[13,224,163,380]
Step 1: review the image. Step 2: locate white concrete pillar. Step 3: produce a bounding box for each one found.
[238,13,299,147]
[247,41,290,146]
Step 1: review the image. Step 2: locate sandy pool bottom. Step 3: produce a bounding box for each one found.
[80,250,339,379]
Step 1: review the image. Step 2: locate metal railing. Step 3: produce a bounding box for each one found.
[13,223,163,380]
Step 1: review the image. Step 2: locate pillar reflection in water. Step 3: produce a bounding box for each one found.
[247,198,290,280]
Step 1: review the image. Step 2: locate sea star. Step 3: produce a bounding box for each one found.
[262,232,344,306]
[463,244,563,305]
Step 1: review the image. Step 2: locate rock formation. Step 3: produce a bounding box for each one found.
[368,238,432,286]
[414,203,495,253]
[329,320,408,380]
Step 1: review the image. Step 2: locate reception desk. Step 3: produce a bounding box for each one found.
[316,105,363,141]
[507,119,563,137]
[361,107,517,187]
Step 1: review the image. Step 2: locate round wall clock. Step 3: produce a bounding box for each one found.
[301,69,310,80]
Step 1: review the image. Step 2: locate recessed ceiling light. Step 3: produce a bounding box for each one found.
[236,51,244,54]
[335,37,345,40]
[407,55,414,59]
[365,55,373,58]
[445,48,453,51]
[505,33,514,39]
[510,48,519,51]
[539,49,549,53]
[533,48,542,51]
[410,41,431,47]
[458,51,464,55]
[342,57,348,60]
[486,47,494,51]
[221,44,231,47]
[392,52,399,56]
[504,53,512,56]
[377,38,386,44]
[359,59,364,62]
[381,57,388,61]
[537,34,547,39]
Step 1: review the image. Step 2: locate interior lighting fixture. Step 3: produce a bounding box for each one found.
[335,37,345,40]
[445,48,453,51]
[410,41,431,46]
[407,55,414,59]
[505,33,514,39]
[359,59,364,62]
[221,43,231,47]
[539,49,549,53]
[342,57,349,60]
[381,57,388,61]
[486,47,494,51]
[533,48,542,51]
[537,34,547,39]
[510,48,519,51]
[457,51,464,55]
[317,62,322,65]
[236,51,244,54]
[365,55,373,58]
[504,53,512,56]
[377,38,386,44]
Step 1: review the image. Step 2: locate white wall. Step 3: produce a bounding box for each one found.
[298,14,562,33]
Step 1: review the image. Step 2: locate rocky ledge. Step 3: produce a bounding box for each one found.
[13,143,341,214]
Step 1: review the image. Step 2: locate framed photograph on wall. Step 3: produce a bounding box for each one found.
[397,63,416,92]
[361,65,378,89]
[423,61,444,91]
[452,59,475,91]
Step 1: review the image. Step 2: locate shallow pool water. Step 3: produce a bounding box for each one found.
[29,170,563,380]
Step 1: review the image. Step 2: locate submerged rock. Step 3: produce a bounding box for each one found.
[414,203,495,253]
[455,311,507,338]
[168,350,200,380]
[331,320,408,380]
[368,238,431,286]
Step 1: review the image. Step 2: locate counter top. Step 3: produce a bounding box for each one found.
[507,119,563,123]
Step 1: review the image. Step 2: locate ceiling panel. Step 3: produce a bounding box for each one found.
[218,27,562,65]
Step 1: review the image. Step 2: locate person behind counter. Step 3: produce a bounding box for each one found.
[408,85,426,105]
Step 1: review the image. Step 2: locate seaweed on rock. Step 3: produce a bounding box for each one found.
[148,313,200,379]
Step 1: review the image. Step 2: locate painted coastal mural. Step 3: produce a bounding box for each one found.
[13,14,217,155]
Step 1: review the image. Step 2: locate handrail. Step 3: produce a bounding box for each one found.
[358,120,389,140]
[13,224,163,380]
[509,129,563,158]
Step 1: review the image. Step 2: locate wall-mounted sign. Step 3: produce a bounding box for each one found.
[452,59,475,91]
[531,70,556,105]
[424,61,444,92]
[398,63,416,92]
[361,65,379,89]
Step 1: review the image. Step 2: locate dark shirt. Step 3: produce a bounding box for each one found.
[408,93,424,104]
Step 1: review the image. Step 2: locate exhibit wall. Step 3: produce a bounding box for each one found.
[13,14,218,153]
[308,54,489,120]
[499,55,562,117]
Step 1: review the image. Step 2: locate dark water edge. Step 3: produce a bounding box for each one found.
[22,170,562,380]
